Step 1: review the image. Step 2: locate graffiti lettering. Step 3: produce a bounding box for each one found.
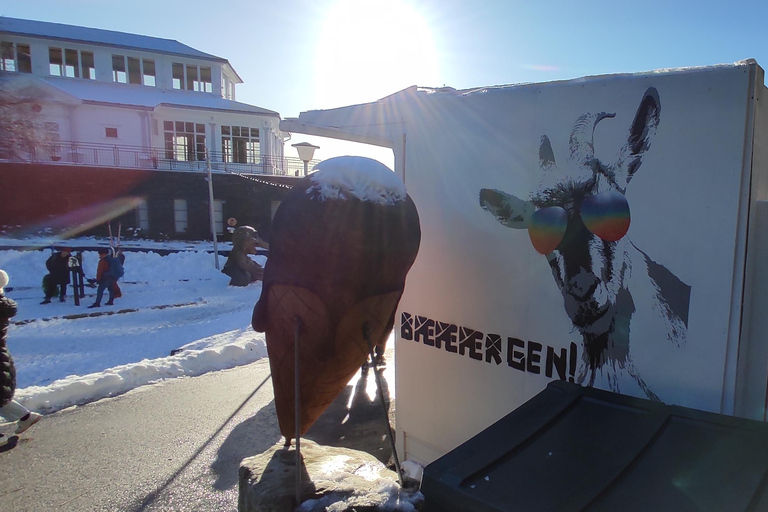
[400,312,577,382]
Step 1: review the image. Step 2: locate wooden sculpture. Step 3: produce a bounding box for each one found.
[252,156,421,444]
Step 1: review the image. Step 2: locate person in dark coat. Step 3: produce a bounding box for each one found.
[0,269,42,446]
[41,248,72,304]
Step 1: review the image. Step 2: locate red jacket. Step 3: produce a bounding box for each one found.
[96,258,109,282]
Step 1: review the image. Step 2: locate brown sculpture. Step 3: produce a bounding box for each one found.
[252,157,421,444]
[222,226,269,286]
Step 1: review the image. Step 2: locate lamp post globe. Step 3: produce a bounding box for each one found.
[291,142,320,177]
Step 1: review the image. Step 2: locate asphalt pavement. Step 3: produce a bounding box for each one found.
[0,347,396,511]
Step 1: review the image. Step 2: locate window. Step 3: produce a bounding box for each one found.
[1,42,31,73]
[112,54,126,82]
[186,65,198,91]
[199,66,212,93]
[49,47,94,78]
[142,59,156,86]
[213,199,223,234]
[81,51,95,79]
[172,62,212,92]
[221,126,259,164]
[105,127,118,138]
[113,55,155,86]
[174,199,188,233]
[163,121,206,161]
[172,63,184,89]
[136,200,149,231]
[44,122,61,161]
[221,76,237,100]
[127,57,141,85]
[49,48,63,76]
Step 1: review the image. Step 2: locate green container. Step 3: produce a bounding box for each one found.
[422,381,768,512]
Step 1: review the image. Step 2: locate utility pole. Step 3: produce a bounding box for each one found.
[206,155,220,270]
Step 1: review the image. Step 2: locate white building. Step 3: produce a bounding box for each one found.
[0,17,307,240]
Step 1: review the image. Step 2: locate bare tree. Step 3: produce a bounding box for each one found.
[0,73,42,160]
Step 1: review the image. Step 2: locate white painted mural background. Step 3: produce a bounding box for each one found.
[393,65,756,463]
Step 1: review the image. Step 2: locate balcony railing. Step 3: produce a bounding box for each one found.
[0,139,320,177]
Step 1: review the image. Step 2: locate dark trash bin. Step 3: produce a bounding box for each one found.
[421,381,768,512]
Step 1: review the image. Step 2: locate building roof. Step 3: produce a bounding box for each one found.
[0,16,227,63]
[3,72,279,117]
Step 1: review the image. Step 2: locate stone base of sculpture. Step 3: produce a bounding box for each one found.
[238,439,423,512]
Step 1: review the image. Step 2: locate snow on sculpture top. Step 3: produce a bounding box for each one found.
[307,156,407,205]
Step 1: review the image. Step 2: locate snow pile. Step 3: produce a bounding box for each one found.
[16,327,267,413]
[308,156,407,205]
[0,241,268,413]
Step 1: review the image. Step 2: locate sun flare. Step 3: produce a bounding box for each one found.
[314,0,440,109]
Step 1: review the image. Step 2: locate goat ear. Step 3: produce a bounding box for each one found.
[539,135,556,172]
[479,188,534,229]
[614,87,660,188]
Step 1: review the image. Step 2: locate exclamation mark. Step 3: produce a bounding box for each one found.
[569,342,577,383]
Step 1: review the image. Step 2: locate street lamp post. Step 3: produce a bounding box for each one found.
[291,142,320,177]
[289,138,319,507]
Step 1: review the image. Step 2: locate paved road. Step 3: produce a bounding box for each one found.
[0,350,396,511]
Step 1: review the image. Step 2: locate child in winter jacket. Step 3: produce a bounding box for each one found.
[88,248,117,308]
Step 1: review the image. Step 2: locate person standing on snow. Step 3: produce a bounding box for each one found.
[0,269,42,447]
[88,248,123,308]
[41,247,72,304]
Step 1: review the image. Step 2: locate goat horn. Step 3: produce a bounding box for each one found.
[569,112,615,168]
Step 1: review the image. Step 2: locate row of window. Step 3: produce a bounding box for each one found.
[173,199,223,234]
[111,54,155,86]
[136,198,224,235]
[0,42,31,72]
[172,63,212,92]
[162,122,260,163]
[49,47,95,79]
[1,40,218,93]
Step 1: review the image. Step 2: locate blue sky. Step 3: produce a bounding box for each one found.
[3,0,768,160]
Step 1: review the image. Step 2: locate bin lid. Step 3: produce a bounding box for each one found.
[421,381,768,512]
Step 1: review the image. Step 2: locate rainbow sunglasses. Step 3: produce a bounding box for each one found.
[528,190,630,254]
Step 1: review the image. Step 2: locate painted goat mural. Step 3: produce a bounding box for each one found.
[479,87,690,400]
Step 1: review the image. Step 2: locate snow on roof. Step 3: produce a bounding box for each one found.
[36,75,279,116]
[308,156,406,205]
[0,16,226,63]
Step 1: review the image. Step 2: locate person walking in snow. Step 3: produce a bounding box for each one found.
[0,269,42,447]
[41,247,72,304]
[88,248,123,308]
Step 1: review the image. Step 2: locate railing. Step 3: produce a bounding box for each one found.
[0,139,320,176]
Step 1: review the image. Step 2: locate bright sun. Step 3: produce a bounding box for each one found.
[314,0,440,109]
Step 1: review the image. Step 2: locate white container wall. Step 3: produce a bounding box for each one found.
[283,60,768,466]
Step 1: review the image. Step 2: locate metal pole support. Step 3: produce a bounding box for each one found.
[363,324,405,487]
[294,317,302,506]
[206,156,220,270]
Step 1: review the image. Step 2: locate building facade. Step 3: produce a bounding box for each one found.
[0,17,311,241]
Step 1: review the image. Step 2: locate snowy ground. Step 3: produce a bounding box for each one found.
[1,236,422,509]
[0,236,269,414]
